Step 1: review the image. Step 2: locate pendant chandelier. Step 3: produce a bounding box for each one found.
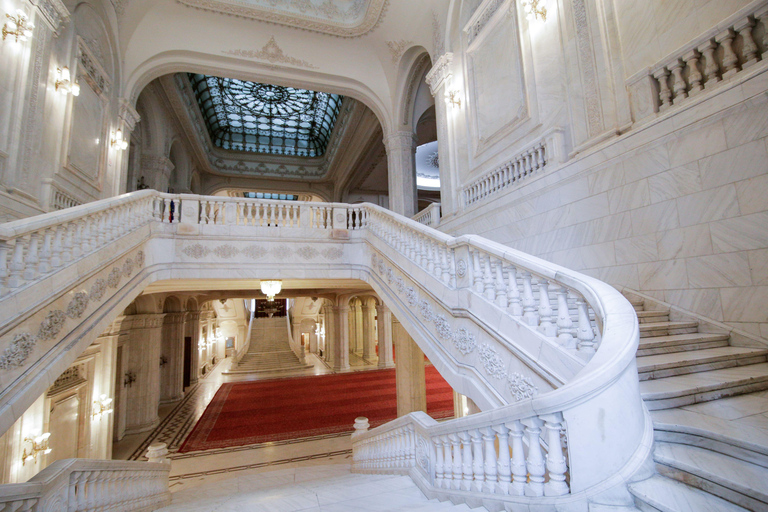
[260,280,282,302]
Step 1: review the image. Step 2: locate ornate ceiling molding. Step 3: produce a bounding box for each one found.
[223,36,318,69]
[385,39,412,63]
[425,52,453,95]
[175,0,388,38]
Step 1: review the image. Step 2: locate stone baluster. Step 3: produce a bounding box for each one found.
[441,435,453,489]
[716,29,739,79]
[449,433,462,490]
[62,222,75,262]
[50,225,64,270]
[683,50,703,95]
[163,199,171,223]
[407,427,415,467]
[652,67,672,111]
[521,272,539,326]
[73,220,85,259]
[576,297,596,353]
[441,246,452,285]
[555,287,576,348]
[434,437,445,488]
[506,266,523,316]
[472,250,483,293]
[79,219,91,255]
[508,420,526,496]
[758,7,768,59]
[22,233,39,281]
[0,241,9,295]
[492,423,512,495]
[482,254,495,301]
[542,413,569,496]
[669,59,687,104]
[494,258,507,307]
[735,18,759,68]
[481,427,497,493]
[419,237,429,268]
[537,278,556,336]
[470,429,484,492]
[38,228,53,274]
[458,431,473,491]
[522,417,546,497]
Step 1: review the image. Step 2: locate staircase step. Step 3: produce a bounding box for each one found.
[639,363,768,410]
[654,441,768,510]
[628,475,749,512]
[637,310,671,323]
[637,347,768,381]
[637,333,731,357]
[640,322,700,338]
[651,408,768,469]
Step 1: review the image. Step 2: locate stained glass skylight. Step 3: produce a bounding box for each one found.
[188,74,343,157]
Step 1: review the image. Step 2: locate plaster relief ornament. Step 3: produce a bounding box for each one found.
[322,247,344,260]
[479,343,507,379]
[107,268,121,288]
[136,250,146,267]
[90,278,107,301]
[406,286,418,306]
[0,333,37,370]
[183,244,211,259]
[224,36,318,69]
[395,277,405,293]
[453,327,477,355]
[66,292,89,319]
[507,372,538,401]
[297,246,319,260]
[416,437,430,471]
[434,314,452,341]
[122,258,134,277]
[213,244,239,258]
[38,310,67,341]
[243,245,268,259]
[419,300,433,322]
[386,39,412,63]
[456,259,467,278]
[272,245,292,260]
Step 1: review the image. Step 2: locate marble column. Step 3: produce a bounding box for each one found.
[185,311,201,385]
[384,131,418,217]
[121,314,164,435]
[160,312,185,404]
[425,53,457,217]
[292,319,305,362]
[377,303,395,368]
[361,301,376,361]
[321,305,333,364]
[392,318,426,417]
[348,303,358,355]
[334,305,350,372]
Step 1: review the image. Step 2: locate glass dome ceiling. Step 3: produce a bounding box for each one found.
[188,74,343,158]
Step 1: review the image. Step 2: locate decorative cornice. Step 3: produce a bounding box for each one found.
[143,155,175,176]
[175,0,387,38]
[466,0,505,45]
[77,37,111,95]
[31,0,70,37]
[383,131,417,154]
[223,36,318,69]
[425,52,453,95]
[119,98,141,133]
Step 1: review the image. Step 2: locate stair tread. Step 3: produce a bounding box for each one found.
[651,408,768,457]
[636,310,670,317]
[639,333,731,348]
[629,475,749,512]
[654,441,768,502]
[640,321,699,330]
[640,363,768,399]
[637,347,768,370]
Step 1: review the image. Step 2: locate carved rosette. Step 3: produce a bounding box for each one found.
[107,268,121,288]
[479,344,506,379]
[136,250,146,267]
[38,311,67,341]
[0,333,37,370]
[507,372,538,401]
[456,259,467,278]
[416,437,430,472]
[66,292,89,319]
[90,278,107,301]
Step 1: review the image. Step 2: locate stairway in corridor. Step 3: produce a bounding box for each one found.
[626,296,768,512]
[229,316,313,374]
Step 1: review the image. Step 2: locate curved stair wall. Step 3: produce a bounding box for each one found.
[0,191,650,509]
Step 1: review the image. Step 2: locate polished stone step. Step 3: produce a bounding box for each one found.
[652,408,768,469]
[629,475,749,512]
[637,310,671,323]
[654,441,768,511]
[637,347,768,381]
[637,333,731,357]
[640,321,700,338]
[640,363,768,410]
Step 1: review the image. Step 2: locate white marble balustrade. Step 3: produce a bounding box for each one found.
[0,458,170,512]
[462,142,547,208]
[412,203,441,228]
[641,0,768,113]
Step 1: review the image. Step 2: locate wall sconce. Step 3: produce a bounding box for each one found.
[55,67,80,96]
[22,433,51,465]
[446,90,461,109]
[522,0,547,21]
[92,394,113,420]
[123,370,136,388]
[159,355,168,368]
[2,9,33,43]
[110,129,128,150]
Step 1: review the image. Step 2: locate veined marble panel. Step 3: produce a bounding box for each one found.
[747,249,768,286]
[622,145,670,183]
[721,286,768,323]
[638,259,688,290]
[615,234,659,265]
[587,164,624,194]
[597,264,641,290]
[607,179,651,214]
[656,224,714,260]
[631,199,680,236]
[648,164,703,204]
[724,102,768,148]
[735,174,768,215]
[698,140,768,191]
[676,185,741,227]
[710,211,768,252]
[686,252,752,288]
[666,121,728,168]
[665,288,724,321]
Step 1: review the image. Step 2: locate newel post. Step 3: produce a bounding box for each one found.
[452,244,472,290]
[179,195,200,227]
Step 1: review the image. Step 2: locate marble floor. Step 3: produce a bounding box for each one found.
[157,464,472,512]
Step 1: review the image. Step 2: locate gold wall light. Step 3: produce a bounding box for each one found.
[92,394,113,420]
[523,0,547,21]
[55,67,80,96]
[446,90,462,109]
[2,9,33,43]
[22,432,51,465]
[110,129,128,150]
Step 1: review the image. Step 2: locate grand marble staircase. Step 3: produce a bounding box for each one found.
[627,296,768,512]
[229,316,312,374]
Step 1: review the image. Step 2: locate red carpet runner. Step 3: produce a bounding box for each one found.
[179,366,454,452]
